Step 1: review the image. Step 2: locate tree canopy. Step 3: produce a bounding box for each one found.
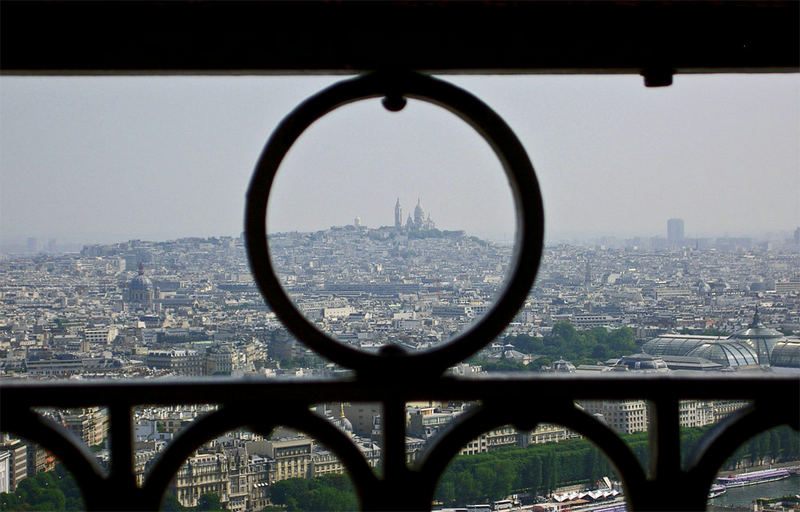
[269,474,358,512]
[498,323,638,368]
[0,464,83,512]
[3,424,796,512]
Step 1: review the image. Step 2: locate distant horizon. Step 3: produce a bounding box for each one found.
[2,74,798,252]
[2,223,798,255]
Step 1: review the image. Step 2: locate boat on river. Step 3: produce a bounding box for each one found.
[715,468,791,489]
[708,484,726,498]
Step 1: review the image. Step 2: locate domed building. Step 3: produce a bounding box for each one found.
[728,308,784,366]
[770,339,800,369]
[551,358,576,373]
[331,403,354,436]
[613,353,669,372]
[684,340,760,368]
[641,334,760,369]
[641,309,789,370]
[396,197,436,231]
[413,198,425,228]
[125,262,154,309]
[641,334,716,358]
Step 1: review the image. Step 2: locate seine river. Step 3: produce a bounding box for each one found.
[707,475,800,507]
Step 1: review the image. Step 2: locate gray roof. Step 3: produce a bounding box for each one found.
[771,340,800,368]
[642,334,724,357]
[686,341,759,368]
[129,274,153,291]
[658,355,724,371]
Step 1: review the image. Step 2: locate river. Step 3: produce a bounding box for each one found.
[707,475,800,507]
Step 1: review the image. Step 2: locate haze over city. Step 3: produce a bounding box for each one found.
[1,73,798,249]
[2,75,800,511]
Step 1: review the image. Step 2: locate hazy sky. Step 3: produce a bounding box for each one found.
[1,73,798,247]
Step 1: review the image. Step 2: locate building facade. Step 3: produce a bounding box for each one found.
[581,400,650,435]
[0,450,11,494]
[0,435,27,492]
[62,407,109,448]
[172,453,230,508]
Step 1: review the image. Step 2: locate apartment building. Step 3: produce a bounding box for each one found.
[62,407,109,447]
[172,453,230,508]
[581,400,650,435]
[246,437,312,483]
[0,435,27,492]
[460,426,519,455]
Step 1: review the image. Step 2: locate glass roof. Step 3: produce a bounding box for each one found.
[686,341,759,368]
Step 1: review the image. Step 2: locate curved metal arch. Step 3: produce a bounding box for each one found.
[1,409,103,507]
[144,403,380,510]
[245,70,545,376]
[550,405,649,508]
[416,403,504,480]
[144,407,248,508]
[246,404,381,499]
[685,403,800,502]
[416,401,647,510]
[531,405,648,496]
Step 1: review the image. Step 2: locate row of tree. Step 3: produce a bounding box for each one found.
[261,425,799,511]
[514,323,639,364]
[2,425,796,511]
[280,321,638,371]
[161,492,225,511]
[435,424,800,507]
[268,474,357,512]
[0,464,223,512]
[0,464,82,512]
[435,432,649,505]
[472,323,640,371]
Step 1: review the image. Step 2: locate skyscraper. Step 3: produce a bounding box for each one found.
[667,218,684,246]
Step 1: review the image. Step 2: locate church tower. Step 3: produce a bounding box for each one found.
[394,198,403,229]
[414,198,425,230]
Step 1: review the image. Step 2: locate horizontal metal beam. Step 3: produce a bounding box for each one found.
[2,1,798,76]
[2,375,797,512]
[2,375,798,409]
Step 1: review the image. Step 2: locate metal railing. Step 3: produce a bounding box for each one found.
[2,71,799,512]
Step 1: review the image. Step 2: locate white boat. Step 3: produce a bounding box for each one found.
[708,484,726,499]
[715,468,791,489]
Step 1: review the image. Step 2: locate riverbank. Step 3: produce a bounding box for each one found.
[716,460,800,478]
[708,474,800,509]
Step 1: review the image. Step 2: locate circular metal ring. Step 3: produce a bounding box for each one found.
[245,71,544,375]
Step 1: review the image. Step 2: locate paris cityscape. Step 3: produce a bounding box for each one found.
[1,203,800,511]
[1,2,798,507]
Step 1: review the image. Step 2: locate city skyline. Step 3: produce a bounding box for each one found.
[1,74,799,247]
[4,221,800,255]
[3,177,800,508]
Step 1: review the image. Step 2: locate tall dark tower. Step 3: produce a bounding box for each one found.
[667,218,684,246]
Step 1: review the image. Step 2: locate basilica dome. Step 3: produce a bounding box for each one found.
[128,273,153,291]
[126,262,154,307]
